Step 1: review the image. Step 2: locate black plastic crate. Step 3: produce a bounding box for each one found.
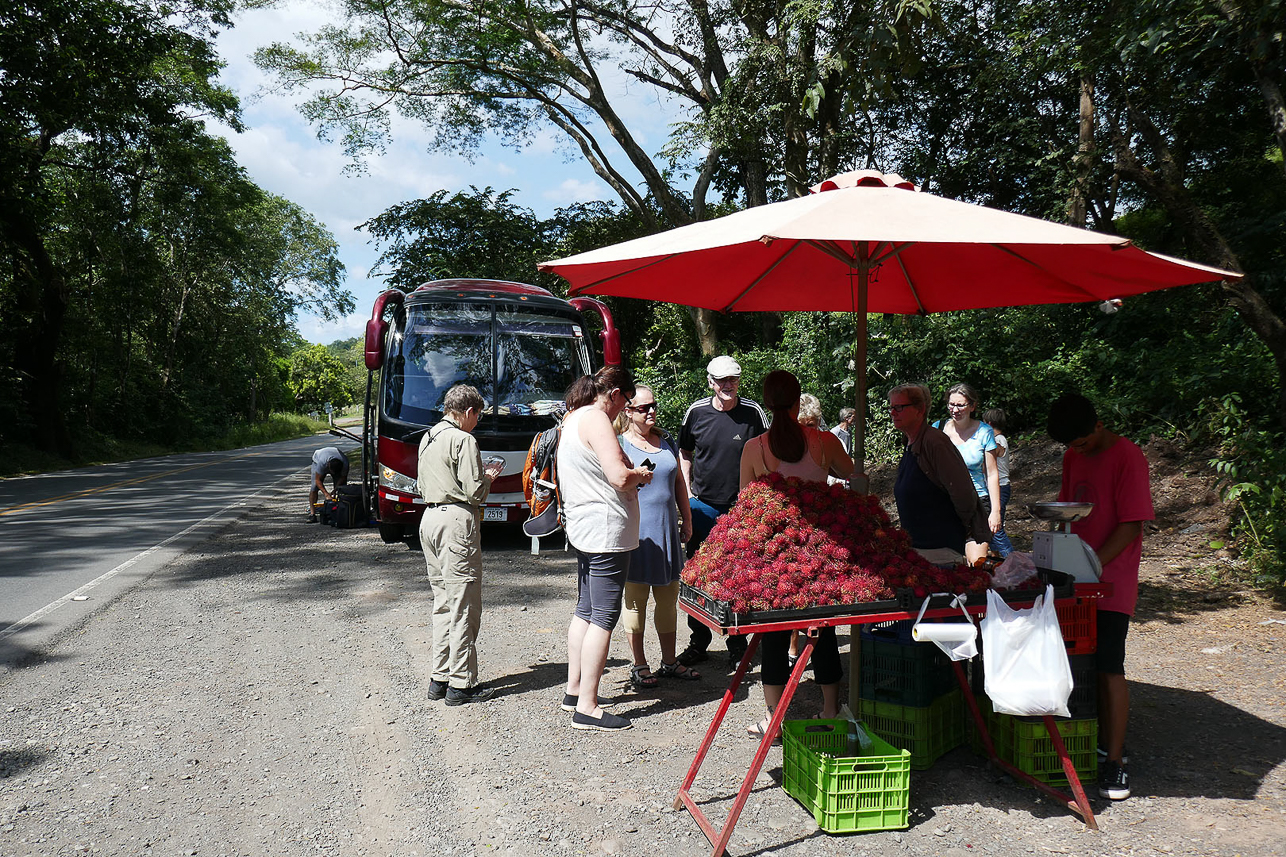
[859,636,957,707]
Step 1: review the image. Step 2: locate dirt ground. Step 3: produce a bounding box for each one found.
[1,441,1283,857]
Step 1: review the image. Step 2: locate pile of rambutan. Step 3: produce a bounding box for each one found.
[681,472,993,615]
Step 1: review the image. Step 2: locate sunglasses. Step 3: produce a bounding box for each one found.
[628,403,659,413]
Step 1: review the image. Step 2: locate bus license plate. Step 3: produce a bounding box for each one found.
[482,507,508,522]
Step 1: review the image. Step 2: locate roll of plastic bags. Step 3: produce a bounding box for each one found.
[981,585,1073,717]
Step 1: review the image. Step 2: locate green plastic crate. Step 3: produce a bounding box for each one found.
[992,714,1098,786]
[781,719,911,833]
[859,689,967,770]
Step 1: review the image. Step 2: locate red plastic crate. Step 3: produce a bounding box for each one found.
[1056,596,1097,655]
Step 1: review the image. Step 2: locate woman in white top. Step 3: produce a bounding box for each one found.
[557,365,654,732]
[739,370,854,738]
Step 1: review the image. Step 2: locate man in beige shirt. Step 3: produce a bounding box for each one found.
[417,385,505,705]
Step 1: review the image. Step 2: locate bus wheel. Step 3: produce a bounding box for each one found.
[377,522,404,544]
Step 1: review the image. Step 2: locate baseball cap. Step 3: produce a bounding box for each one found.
[706,356,742,378]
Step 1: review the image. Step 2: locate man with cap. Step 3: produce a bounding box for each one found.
[677,356,768,669]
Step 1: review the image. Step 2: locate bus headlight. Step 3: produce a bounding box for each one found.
[380,466,420,496]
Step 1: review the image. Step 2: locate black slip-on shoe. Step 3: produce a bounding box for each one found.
[426,679,448,701]
[571,710,632,732]
[560,694,617,713]
[1098,761,1131,800]
[445,685,495,706]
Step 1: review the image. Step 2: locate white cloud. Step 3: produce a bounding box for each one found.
[543,178,610,206]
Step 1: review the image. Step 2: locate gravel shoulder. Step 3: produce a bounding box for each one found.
[2,455,1284,857]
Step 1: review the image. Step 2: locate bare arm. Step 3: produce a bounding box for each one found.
[820,431,855,479]
[739,436,767,491]
[1096,520,1144,567]
[581,409,652,491]
[673,451,693,543]
[985,449,1002,533]
[679,448,694,496]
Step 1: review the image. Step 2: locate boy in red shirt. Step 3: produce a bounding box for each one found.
[1048,393,1154,801]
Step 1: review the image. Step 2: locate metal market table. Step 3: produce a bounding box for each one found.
[674,586,1108,856]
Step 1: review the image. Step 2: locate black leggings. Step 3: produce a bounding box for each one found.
[760,628,843,686]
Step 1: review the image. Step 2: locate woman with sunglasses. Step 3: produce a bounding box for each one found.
[615,386,699,689]
[889,383,991,564]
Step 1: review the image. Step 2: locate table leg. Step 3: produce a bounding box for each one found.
[675,632,819,857]
[1043,714,1098,829]
[952,658,1098,829]
[675,632,763,809]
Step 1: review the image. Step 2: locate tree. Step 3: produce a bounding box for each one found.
[0,0,240,453]
[360,187,548,290]
[288,344,353,412]
[255,0,936,355]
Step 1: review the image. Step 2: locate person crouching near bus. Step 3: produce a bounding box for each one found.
[558,366,654,731]
[417,384,505,706]
[308,446,349,522]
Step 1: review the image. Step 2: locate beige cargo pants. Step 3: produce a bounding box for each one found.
[419,504,483,688]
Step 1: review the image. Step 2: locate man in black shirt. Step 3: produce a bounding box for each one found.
[677,356,767,669]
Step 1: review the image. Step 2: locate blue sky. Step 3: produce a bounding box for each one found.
[212,1,674,344]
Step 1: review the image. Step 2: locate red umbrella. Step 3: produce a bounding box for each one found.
[539,170,1239,478]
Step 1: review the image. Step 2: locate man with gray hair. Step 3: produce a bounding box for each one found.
[830,407,856,456]
[417,384,506,705]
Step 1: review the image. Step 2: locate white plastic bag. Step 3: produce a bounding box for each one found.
[980,585,1073,717]
[912,594,978,661]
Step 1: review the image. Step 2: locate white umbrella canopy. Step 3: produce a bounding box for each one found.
[540,170,1240,473]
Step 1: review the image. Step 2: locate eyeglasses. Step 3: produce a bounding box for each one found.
[628,403,659,413]
[888,403,916,414]
[711,376,739,385]
[946,402,971,410]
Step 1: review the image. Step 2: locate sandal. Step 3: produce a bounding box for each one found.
[629,664,659,689]
[656,660,701,681]
[746,719,781,743]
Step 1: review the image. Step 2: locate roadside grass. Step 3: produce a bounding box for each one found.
[0,412,345,478]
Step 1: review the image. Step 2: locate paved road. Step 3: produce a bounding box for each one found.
[0,429,361,663]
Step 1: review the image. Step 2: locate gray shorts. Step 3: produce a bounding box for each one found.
[573,550,630,631]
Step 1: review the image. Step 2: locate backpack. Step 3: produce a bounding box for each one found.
[321,484,365,529]
[522,422,563,537]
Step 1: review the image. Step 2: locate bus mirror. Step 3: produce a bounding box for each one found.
[364,317,387,370]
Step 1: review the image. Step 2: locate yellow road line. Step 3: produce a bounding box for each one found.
[0,450,275,518]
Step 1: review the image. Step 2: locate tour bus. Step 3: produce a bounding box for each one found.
[358,279,619,543]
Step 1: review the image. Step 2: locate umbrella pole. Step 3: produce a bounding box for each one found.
[848,259,869,717]
[850,257,870,494]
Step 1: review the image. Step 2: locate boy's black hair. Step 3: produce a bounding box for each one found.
[1047,394,1097,444]
[982,407,1007,433]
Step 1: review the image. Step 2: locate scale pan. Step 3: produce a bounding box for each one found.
[1028,501,1095,522]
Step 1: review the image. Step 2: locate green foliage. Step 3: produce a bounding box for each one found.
[0,0,351,458]
[325,336,370,413]
[288,345,353,413]
[0,412,329,478]
[1204,394,1286,585]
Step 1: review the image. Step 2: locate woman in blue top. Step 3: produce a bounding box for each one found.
[934,383,1002,539]
[616,385,699,688]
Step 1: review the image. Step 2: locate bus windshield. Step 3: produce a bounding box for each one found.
[383,303,589,426]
